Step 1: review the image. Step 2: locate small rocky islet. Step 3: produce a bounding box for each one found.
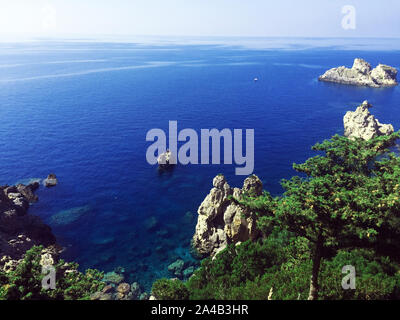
[344,100,394,141]
[319,58,398,88]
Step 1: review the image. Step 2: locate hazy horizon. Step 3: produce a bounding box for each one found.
[1,0,399,39]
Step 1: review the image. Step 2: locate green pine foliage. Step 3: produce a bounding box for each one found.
[168,132,400,300]
[151,278,189,300]
[0,246,104,300]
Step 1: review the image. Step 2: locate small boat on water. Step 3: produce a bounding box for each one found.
[254,77,259,82]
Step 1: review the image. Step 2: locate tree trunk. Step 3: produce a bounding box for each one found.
[308,235,323,300]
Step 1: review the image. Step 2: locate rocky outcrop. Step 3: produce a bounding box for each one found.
[157,150,176,170]
[344,101,394,140]
[91,274,145,300]
[192,174,262,258]
[43,174,58,187]
[319,58,398,88]
[0,183,57,271]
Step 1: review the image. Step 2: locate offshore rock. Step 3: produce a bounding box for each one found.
[344,101,394,140]
[319,58,398,88]
[192,174,262,258]
[43,173,58,187]
[157,150,176,170]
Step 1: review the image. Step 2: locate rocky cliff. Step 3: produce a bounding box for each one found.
[192,174,262,258]
[319,58,398,88]
[0,182,57,271]
[343,101,394,141]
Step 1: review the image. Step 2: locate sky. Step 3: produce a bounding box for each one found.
[0,0,399,39]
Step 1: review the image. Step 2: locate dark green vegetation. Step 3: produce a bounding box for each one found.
[152,133,400,300]
[151,278,190,300]
[0,246,104,300]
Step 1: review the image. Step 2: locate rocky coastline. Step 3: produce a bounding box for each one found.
[0,182,58,272]
[319,58,398,88]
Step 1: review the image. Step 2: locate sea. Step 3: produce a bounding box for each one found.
[0,36,399,291]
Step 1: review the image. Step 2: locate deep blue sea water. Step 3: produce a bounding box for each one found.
[0,37,399,291]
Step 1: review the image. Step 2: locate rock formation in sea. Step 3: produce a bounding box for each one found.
[192,174,262,258]
[344,101,394,141]
[0,182,57,271]
[43,173,58,187]
[319,58,398,88]
[157,150,176,170]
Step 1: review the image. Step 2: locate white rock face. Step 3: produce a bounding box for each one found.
[343,101,394,141]
[192,175,262,258]
[319,58,398,88]
[157,150,176,169]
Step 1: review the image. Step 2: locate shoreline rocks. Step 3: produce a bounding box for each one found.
[344,101,394,140]
[0,182,57,271]
[192,174,262,258]
[93,270,146,300]
[319,58,398,88]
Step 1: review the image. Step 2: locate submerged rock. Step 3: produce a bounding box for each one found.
[319,58,398,88]
[192,174,262,258]
[90,292,113,300]
[43,174,58,187]
[168,259,185,277]
[139,292,149,300]
[183,266,195,278]
[344,101,394,141]
[103,271,124,285]
[131,282,142,299]
[144,216,159,231]
[49,205,91,226]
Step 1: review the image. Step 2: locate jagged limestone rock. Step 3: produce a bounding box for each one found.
[192,174,262,258]
[343,101,394,141]
[319,58,398,88]
[157,150,176,170]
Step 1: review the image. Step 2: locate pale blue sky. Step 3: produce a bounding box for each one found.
[0,0,399,38]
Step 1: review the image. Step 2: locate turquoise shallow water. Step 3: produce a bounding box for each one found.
[0,38,399,290]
